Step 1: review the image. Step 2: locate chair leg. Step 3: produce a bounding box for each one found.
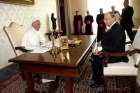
[129,76,136,93]
[103,77,108,93]
[21,71,25,80]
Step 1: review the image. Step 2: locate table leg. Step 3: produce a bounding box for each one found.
[65,78,73,93]
[24,72,38,93]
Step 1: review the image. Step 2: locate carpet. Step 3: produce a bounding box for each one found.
[0,62,139,93]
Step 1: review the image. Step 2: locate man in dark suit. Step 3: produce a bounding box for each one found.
[73,11,83,35]
[84,11,94,35]
[96,8,106,42]
[90,12,128,87]
[121,0,134,42]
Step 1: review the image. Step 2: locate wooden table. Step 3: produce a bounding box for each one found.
[9,35,96,93]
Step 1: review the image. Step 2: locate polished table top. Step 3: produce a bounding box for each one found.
[9,35,96,68]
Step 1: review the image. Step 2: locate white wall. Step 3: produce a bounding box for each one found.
[0,0,57,33]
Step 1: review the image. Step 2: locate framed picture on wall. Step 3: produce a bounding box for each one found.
[0,0,34,5]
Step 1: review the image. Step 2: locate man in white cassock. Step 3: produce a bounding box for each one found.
[21,19,46,50]
[21,19,54,85]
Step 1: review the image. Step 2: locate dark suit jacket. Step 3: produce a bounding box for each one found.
[101,22,128,63]
[121,6,134,28]
[96,13,105,42]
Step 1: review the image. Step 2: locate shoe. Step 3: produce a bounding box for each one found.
[90,82,104,88]
[90,82,97,88]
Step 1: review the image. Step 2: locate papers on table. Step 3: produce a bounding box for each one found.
[41,78,54,83]
[30,47,52,53]
[27,41,53,53]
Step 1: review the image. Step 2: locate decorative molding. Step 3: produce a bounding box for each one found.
[0,0,34,5]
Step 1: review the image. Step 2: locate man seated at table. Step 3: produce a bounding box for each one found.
[21,19,54,84]
[90,11,128,87]
[21,19,46,50]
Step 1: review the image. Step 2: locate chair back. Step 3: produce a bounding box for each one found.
[0,28,16,69]
[135,26,140,86]
[131,26,140,65]
[3,22,26,55]
[133,26,140,49]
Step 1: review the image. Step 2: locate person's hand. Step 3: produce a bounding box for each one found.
[97,51,103,57]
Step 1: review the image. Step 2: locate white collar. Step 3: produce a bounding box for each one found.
[106,21,117,31]
[30,27,39,33]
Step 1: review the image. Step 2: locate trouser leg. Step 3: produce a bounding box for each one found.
[91,55,103,83]
[125,27,134,42]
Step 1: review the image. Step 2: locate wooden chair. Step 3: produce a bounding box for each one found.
[0,27,16,69]
[3,22,29,81]
[102,27,140,92]
[137,63,140,92]
[3,22,26,56]
[135,26,140,89]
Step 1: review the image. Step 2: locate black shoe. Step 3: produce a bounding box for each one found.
[34,76,42,84]
[90,82,98,88]
[89,58,93,62]
[90,82,104,88]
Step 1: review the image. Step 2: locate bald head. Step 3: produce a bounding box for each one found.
[32,20,40,31]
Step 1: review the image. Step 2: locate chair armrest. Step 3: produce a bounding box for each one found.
[125,41,132,44]
[127,49,140,56]
[130,49,140,68]
[102,51,127,57]
[102,49,140,57]
[15,46,32,52]
[101,49,140,67]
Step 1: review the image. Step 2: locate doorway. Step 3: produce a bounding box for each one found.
[87,0,124,34]
[58,0,66,35]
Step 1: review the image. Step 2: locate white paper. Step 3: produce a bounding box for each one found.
[30,47,51,53]
[41,78,54,83]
